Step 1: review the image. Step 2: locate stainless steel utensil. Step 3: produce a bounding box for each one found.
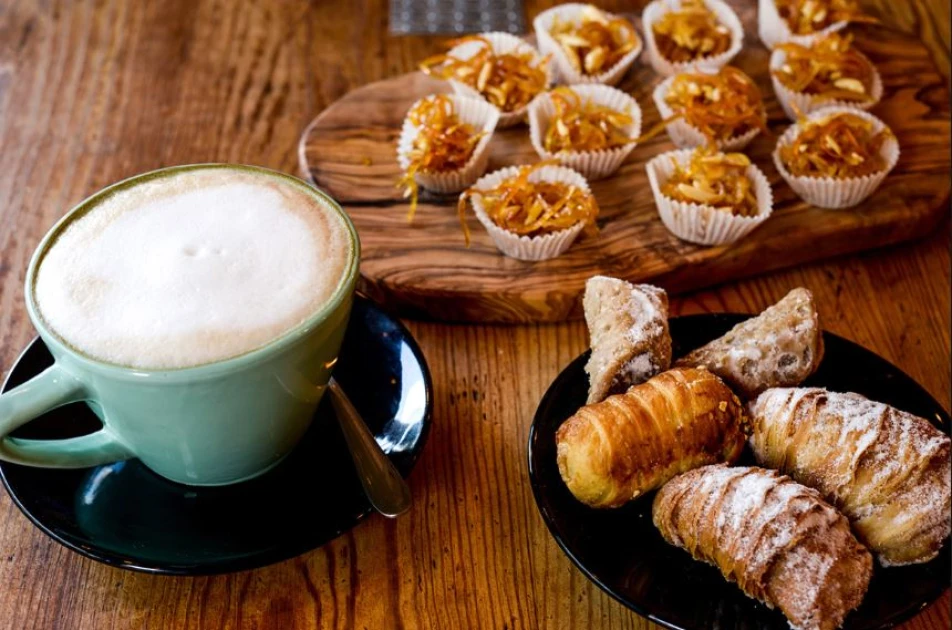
[328,378,412,518]
[389,0,526,35]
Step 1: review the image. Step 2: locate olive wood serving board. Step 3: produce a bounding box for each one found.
[299,1,951,323]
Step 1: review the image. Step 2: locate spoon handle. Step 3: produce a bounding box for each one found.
[328,378,412,518]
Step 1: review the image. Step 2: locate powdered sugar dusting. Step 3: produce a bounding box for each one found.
[824,393,891,496]
[654,464,867,627]
[583,277,671,402]
[676,288,821,398]
[732,478,813,591]
[749,387,952,565]
[622,283,665,344]
[723,471,779,533]
[752,387,814,426]
[771,527,839,628]
[617,353,657,386]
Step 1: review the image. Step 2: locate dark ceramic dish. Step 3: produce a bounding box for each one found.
[528,314,950,630]
[0,294,432,575]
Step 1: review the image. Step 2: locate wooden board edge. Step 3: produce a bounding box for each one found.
[349,198,948,324]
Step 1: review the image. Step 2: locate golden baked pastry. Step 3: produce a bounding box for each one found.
[583,277,671,403]
[653,464,873,630]
[556,367,746,508]
[749,387,952,566]
[676,288,823,398]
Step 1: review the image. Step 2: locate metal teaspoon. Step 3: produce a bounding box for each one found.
[327,378,412,518]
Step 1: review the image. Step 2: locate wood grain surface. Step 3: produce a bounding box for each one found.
[0,1,948,629]
[299,6,950,323]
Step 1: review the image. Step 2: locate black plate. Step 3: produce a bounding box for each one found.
[0,294,432,575]
[528,314,951,630]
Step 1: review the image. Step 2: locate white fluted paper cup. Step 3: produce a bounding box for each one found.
[758,0,849,49]
[646,149,774,245]
[652,74,763,150]
[532,3,643,86]
[396,94,500,194]
[528,85,642,179]
[643,0,743,77]
[467,164,592,260]
[770,47,883,121]
[443,32,553,128]
[772,106,899,209]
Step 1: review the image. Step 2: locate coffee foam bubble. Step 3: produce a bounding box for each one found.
[34,168,351,369]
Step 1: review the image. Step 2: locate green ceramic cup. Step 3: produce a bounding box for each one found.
[0,164,360,486]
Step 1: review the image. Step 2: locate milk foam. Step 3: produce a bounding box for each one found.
[34,169,351,369]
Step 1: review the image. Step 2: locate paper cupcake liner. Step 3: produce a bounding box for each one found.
[532,3,643,86]
[758,0,848,49]
[770,47,883,121]
[646,149,774,245]
[528,84,643,179]
[396,94,500,194]
[772,106,899,209]
[652,75,763,150]
[467,164,592,260]
[444,32,553,128]
[643,0,744,77]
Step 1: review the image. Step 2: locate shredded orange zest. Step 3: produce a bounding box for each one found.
[419,36,549,113]
[543,87,634,153]
[636,115,685,146]
[548,5,639,76]
[396,95,486,222]
[652,0,733,63]
[664,66,767,143]
[774,33,875,102]
[779,112,891,178]
[776,0,877,35]
[457,161,599,245]
[662,146,758,216]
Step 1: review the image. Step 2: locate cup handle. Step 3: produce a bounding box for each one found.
[0,363,132,468]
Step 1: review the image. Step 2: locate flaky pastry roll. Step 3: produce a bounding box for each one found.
[583,276,671,404]
[749,388,952,566]
[653,465,872,630]
[557,367,746,508]
[676,287,823,399]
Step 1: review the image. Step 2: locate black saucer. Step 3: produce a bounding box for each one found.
[528,314,951,630]
[0,294,432,575]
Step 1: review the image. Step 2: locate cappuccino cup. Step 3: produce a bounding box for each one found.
[0,164,360,485]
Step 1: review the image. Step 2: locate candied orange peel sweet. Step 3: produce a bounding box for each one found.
[773,33,875,102]
[664,66,767,143]
[652,0,733,63]
[397,95,487,221]
[779,111,892,178]
[548,6,639,76]
[419,36,549,113]
[543,87,635,153]
[776,0,876,35]
[661,146,758,216]
[458,161,599,244]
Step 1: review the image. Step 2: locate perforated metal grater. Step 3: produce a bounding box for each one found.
[389,0,526,35]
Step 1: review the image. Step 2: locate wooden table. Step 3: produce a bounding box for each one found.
[0,1,948,628]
